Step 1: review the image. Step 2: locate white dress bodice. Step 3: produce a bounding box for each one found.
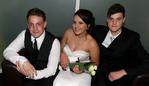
[53,44,91,86]
[64,44,90,62]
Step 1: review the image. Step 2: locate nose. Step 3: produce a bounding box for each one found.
[112,20,117,25]
[32,25,38,31]
[75,23,80,28]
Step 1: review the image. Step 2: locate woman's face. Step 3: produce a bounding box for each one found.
[27,15,47,38]
[72,15,89,36]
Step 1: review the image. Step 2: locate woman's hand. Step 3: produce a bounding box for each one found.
[72,65,82,74]
[60,52,69,70]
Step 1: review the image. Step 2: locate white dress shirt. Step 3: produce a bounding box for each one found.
[102,31,121,48]
[3,30,60,80]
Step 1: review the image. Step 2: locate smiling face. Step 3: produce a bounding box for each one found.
[107,12,125,35]
[27,15,47,38]
[72,15,89,36]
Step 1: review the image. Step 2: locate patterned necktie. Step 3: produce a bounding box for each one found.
[110,36,114,42]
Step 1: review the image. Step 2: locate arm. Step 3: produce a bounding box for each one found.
[125,34,149,76]
[109,33,149,81]
[89,38,100,66]
[60,29,70,69]
[108,34,139,81]
[3,30,35,77]
[33,39,60,80]
[3,30,28,66]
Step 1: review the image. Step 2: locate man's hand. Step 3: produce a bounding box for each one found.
[60,52,69,70]
[108,69,127,81]
[16,61,37,79]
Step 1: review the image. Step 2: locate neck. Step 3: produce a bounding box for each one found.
[111,29,122,36]
[75,33,88,41]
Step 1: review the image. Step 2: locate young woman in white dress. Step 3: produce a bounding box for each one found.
[53,9,100,86]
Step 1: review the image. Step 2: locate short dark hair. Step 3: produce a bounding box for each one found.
[74,9,95,30]
[26,8,46,21]
[107,3,125,18]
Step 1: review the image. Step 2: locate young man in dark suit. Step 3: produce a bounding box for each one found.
[91,3,149,86]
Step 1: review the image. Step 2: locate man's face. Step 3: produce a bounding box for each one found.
[107,12,125,35]
[27,15,47,38]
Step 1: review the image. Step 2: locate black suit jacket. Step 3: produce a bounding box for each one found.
[91,25,149,77]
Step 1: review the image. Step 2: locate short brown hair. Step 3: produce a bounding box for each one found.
[26,8,46,21]
[107,3,125,18]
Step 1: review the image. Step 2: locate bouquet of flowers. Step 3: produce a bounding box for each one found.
[69,58,97,76]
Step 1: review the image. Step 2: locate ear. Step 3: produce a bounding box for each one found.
[87,24,90,29]
[106,18,108,22]
[27,23,30,29]
[44,21,47,28]
[106,16,110,22]
[123,17,126,23]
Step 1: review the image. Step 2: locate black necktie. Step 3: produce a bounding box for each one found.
[33,38,38,50]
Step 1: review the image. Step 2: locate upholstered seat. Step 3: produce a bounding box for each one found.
[132,73,149,86]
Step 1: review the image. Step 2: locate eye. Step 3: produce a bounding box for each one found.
[73,21,76,24]
[37,23,41,26]
[28,23,33,28]
[79,21,84,24]
[117,17,123,21]
[36,22,43,27]
[108,17,113,21]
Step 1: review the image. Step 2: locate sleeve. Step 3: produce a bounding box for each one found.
[33,38,60,80]
[3,30,28,65]
[125,34,149,76]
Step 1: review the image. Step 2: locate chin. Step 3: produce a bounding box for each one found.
[74,33,80,36]
[32,34,40,38]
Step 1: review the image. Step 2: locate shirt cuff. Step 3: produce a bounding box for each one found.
[18,56,28,65]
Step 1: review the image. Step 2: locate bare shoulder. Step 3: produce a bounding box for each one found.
[87,34,99,48]
[65,27,73,34]
[61,27,74,44]
[63,27,73,38]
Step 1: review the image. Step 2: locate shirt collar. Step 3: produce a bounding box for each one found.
[31,31,45,41]
[31,31,45,49]
[108,30,121,39]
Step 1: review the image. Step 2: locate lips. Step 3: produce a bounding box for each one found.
[33,31,39,34]
[111,25,117,27]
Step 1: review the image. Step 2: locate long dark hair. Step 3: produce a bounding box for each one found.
[74,9,95,33]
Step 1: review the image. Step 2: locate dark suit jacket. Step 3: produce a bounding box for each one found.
[91,25,149,77]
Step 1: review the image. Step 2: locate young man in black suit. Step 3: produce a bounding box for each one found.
[91,3,149,86]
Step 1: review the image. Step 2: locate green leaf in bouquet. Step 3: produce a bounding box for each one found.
[84,62,95,67]
[68,58,97,76]
[69,62,76,70]
[69,62,85,71]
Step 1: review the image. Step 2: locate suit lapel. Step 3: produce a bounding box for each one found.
[108,28,126,50]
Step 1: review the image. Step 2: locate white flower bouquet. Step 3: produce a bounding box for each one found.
[69,58,97,76]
